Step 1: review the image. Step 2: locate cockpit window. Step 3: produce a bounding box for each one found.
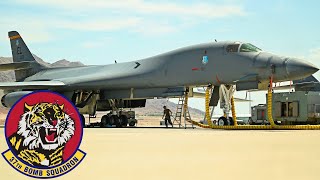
[226,44,240,53]
[240,43,262,52]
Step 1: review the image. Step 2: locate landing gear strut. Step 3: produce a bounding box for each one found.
[216,85,237,126]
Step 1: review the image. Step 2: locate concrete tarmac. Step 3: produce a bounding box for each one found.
[1,128,320,180]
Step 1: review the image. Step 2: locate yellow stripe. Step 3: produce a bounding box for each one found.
[15,138,21,150]
[9,35,21,40]
[10,136,16,147]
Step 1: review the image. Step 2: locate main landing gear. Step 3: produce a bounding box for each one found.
[216,85,237,126]
[217,116,234,126]
[100,113,129,128]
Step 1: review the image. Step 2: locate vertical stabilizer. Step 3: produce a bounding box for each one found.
[8,31,44,81]
[9,31,35,62]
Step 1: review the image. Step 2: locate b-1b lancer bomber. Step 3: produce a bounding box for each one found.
[0,31,318,126]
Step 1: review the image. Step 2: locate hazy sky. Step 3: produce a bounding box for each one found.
[0,0,319,115]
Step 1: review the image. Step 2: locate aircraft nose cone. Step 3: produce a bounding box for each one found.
[286,58,319,79]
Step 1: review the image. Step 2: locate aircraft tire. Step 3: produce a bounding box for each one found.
[120,115,128,127]
[129,121,136,127]
[218,117,228,126]
[100,115,109,128]
[228,117,234,126]
[111,115,121,127]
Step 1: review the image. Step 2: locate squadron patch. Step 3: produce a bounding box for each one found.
[2,91,86,179]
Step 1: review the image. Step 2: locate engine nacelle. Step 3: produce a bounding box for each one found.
[1,91,32,108]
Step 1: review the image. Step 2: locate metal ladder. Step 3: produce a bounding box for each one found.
[173,90,193,128]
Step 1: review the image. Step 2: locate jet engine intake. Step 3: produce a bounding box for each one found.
[1,91,32,108]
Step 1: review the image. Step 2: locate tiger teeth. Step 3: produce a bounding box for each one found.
[46,128,48,135]
[50,128,57,131]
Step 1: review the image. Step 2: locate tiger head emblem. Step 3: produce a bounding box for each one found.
[8,102,75,167]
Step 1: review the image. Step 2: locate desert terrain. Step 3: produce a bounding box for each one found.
[0,114,5,125]
[1,102,320,180]
[1,128,320,180]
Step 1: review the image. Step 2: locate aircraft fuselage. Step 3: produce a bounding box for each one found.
[24,41,318,91]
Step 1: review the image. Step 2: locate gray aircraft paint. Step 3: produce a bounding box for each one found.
[23,41,317,91]
[0,31,319,110]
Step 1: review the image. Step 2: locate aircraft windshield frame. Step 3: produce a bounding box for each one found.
[226,44,240,53]
[239,43,262,52]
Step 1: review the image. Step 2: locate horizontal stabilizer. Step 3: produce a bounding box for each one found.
[0,81,65,90]
[0,61,35,71]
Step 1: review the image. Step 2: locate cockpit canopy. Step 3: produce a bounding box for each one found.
[226,42,262,53]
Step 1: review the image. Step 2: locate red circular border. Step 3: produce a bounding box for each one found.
[5,91,82,162]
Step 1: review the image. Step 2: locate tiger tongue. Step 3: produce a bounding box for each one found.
[46,130,56,142]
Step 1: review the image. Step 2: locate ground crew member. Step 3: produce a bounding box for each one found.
[162,106,173,128]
